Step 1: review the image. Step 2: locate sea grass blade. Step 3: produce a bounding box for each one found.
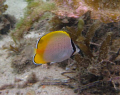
[98,32,112,62]
[85,20,101,46]
[66,26,77,41]
[77,18,84,36]
[77,42,93,59]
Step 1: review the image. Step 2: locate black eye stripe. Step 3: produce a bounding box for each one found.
[71,39,76,55]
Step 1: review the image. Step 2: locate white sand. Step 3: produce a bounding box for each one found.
[4,0,27,20]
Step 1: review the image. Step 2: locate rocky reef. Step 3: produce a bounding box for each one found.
[1,0,120,94]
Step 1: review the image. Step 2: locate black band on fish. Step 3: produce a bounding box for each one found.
[71,39,76,55]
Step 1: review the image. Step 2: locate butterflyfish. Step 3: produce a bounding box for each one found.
[33,31,80,65]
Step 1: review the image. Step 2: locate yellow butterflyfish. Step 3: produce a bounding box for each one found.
[33,31,80,65]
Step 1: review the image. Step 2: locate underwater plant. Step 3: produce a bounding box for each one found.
[68,20,120,94]
[46,13,120,94]
[10,0,57,43]
[0,0,8,15]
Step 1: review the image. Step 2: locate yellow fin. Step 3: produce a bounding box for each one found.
[33,54,47,64]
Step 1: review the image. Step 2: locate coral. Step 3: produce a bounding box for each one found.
[54,0,120,23]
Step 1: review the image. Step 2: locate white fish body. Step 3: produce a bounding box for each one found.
[33,31,80,64]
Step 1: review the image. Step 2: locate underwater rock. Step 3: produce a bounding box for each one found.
[26,72,38,84]
[54,0,120,23]
[0,15,10,34]
[3,14,16,28]
[0,14,16,34]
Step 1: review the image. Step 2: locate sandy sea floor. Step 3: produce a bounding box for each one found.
[0,0,78,95]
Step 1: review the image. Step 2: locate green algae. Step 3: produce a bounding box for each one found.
[0,0,8,15]
[11,0,57,43]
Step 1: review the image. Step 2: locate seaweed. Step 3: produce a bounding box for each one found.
[2,44,19,53]
[47,13,116,94]
[76,19,101,59]
[98,32,112,62]
[0,0,8,15]
[10,0,57,42]
[25,0,34,4]
[85,20,101,46]
[47,14,120,94]
[77,18,84,36]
